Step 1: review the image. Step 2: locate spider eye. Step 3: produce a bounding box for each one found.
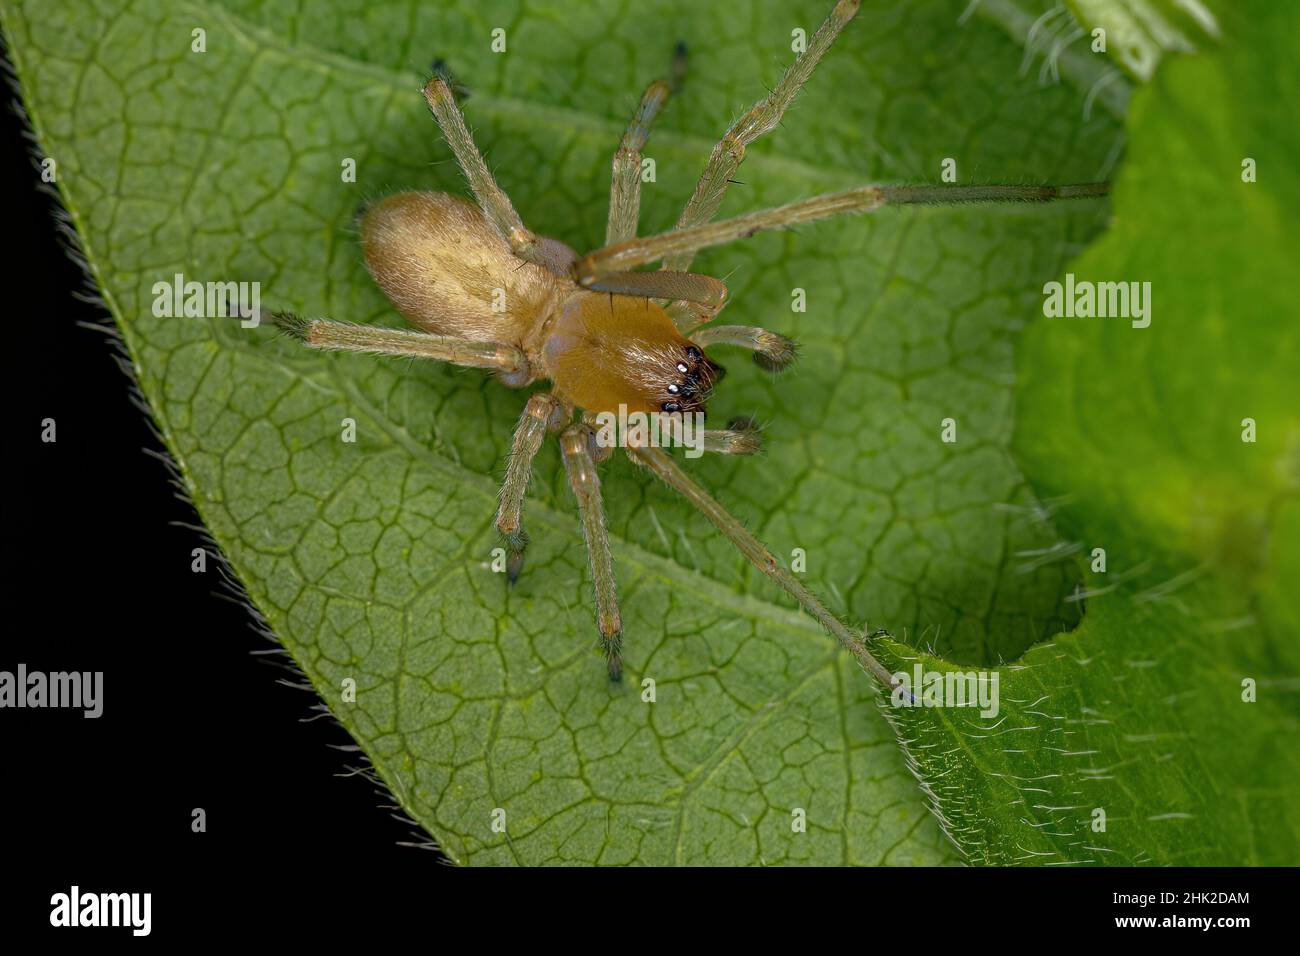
[662,401,681,412]
[686,346,702,363]
[675,362,689,374]
[667,383,680,395]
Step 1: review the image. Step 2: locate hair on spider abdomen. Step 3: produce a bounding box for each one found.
[261,0,1108,691]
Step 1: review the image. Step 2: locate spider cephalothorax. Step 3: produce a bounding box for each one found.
[268,0,1106,688]
[541,293,723,417]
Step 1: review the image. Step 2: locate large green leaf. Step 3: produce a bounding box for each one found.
[880,0,1300,864]
[3,0,1125,864]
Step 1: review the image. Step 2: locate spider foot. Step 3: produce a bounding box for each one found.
[503,529,528,585]
[429,58,470,101]
[600,618,624,683]
[752,331,798,372]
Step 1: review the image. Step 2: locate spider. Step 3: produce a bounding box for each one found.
[268,0,1106,687]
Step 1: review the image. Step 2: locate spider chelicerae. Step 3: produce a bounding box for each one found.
[269,0,1106,686]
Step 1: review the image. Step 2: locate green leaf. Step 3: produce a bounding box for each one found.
[3,0,1125,864]
[881,0,1300,864]
[1065,0,1221,82]
[969,0,1133,120]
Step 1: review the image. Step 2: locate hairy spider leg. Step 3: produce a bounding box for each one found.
[577,411,762,462]
[583,268,728,312]
[665,0,863,272]
[700,423,763,455]
[268,311,529,379]
[496,391,564,584]
[691,324,798,372]
[576,182,1111,282]
[627,443,900,692]
[606,41,687,245]
[560,425,624,680]
[586,181,1107,372]
[423,69,726,310]
[421,76,578,277]
[655,0,860,331]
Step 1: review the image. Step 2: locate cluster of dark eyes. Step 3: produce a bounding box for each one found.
[662,346,704,412]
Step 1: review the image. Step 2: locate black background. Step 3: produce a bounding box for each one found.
[0,39,1286,938]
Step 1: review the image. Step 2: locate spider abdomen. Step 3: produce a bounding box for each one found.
[360,191,567,354]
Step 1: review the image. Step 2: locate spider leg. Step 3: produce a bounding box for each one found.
[421,77,577,277]
[664,299,732,334]
[269,311,531,385]
[585,269,727,312]
[702,424,762,456]
[560,425,624,681]
[691,324,798,372]
[665,0,861,272]
[496,392,564,584]
[606,42,686,245]
[575,182,1110,281]
[626,443,901,692]
[584,0,858,308]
